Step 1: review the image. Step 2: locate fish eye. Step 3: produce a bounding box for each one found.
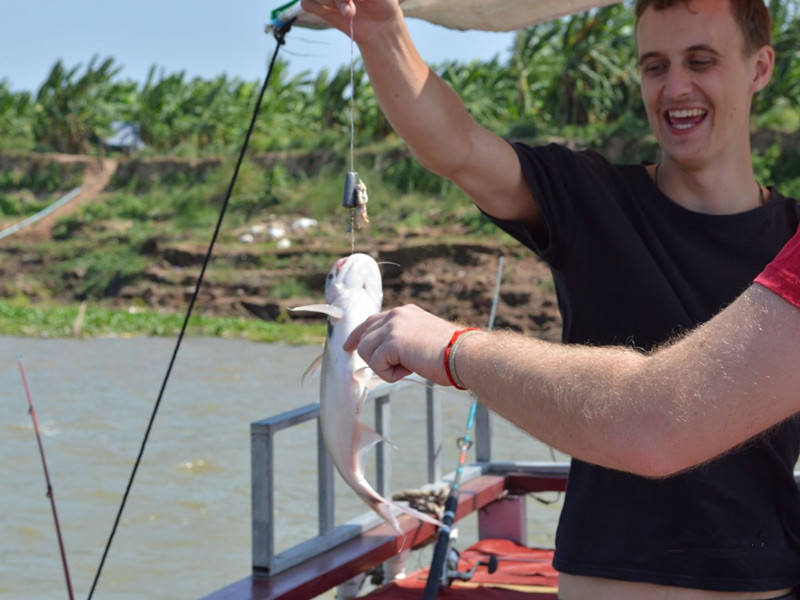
[327,273,333,280]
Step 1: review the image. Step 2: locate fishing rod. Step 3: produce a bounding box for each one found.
[85,18,296,599]
[422,255,504,599]
[18,357,75,600]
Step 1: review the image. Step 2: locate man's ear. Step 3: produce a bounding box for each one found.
[751,45,775,94]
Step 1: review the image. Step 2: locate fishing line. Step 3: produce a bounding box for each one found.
[341,14,369,252]
[86,19,296,599]
[349,15,357,253]
[18,357,75,600]
[423,256,504,599]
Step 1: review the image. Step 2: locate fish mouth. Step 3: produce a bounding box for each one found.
[663,107,708,135]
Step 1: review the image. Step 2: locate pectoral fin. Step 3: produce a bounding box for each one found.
[290,304,344,320]
[354,366,384,392]
[357,421,397,454]
[301,352,324,385]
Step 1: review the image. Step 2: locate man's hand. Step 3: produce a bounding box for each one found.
[344,304,462,385]
[300,0,403,44]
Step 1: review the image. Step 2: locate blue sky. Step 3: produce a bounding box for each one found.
[0,0,515,92]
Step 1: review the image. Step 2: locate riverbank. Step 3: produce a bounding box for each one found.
[1,152,563,344]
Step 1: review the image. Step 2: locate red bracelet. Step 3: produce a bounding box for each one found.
[443,327,481,390]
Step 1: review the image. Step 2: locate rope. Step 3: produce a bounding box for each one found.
[85,20,295,599]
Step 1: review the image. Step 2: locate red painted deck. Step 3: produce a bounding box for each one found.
[202,471,566,600]
[366,539,558,599]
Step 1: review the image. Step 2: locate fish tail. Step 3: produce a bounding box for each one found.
[369,499,402,534]
[369,497,443,533]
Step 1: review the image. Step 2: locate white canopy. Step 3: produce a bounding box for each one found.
[272,0,621,32]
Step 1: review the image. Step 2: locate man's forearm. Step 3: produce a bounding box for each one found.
[456,284,800,476]
[456,330,659,473]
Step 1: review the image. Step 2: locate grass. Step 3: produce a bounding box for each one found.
[0,300,326,344]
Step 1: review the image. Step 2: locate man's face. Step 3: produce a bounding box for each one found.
[636,0,768,170]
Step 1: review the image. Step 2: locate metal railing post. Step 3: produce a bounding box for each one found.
[375,394,391,497]
[318,418,335,535]
[475,403,492,463]
[251,421,275,572]
[426,382,442,483]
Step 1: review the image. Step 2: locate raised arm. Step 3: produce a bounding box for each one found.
[345,284,800,477]
[300,0,539,225]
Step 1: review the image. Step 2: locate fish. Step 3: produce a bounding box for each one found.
[291,253,442,533]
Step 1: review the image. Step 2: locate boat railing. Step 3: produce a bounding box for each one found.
[251,369,800,584]
[251,375,495,576]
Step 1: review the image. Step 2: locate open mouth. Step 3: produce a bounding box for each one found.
[664,108,708,132]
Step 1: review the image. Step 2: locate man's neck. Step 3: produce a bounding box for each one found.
[654,156,763,215]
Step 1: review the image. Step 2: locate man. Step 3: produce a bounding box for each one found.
[345,198,800,599]
[303,0,800,597]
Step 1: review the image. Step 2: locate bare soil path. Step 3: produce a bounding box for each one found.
[24,158,117,239]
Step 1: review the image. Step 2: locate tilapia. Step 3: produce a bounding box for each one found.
[292,253,441,533]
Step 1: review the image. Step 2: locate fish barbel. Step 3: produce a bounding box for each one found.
[292,253,441,533]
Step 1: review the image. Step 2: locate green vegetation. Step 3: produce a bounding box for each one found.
[0,300,325,343]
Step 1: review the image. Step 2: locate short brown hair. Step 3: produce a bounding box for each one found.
[634,0,772,54]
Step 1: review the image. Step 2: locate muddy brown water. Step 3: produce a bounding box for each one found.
[0,336,564,599]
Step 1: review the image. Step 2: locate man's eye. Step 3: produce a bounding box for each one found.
[690,59,713,69]
[643,63,666,75]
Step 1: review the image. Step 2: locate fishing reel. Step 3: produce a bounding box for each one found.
[437,541,499,587]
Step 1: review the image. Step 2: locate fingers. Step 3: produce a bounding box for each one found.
[301,0,354,23]
[344,309,408,381]
[344,305,459,386]
[335,0,356,18]
[343,312,384,352]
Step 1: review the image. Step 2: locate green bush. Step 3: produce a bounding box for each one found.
[0,192,23,216]
[78,249,146,297]
[52,214,85,240]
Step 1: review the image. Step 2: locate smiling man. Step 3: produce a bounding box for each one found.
[302,0,800,597]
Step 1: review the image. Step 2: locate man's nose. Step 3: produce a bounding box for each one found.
[664,66,693,100]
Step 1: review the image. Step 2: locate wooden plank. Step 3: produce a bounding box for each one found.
[505,473,567,494]
[202,475,506,600]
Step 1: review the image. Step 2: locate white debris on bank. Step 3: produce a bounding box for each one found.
[235,216,318,247]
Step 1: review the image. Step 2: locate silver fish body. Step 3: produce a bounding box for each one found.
[293,253,441,533]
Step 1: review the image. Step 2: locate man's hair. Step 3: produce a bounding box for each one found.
[634,0,772,54]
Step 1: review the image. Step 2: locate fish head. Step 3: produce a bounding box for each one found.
[324,253,382,308]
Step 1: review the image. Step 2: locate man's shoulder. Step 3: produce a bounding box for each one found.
[512,140,639,178]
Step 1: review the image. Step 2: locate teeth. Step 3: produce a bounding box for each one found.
[668,108,706,119]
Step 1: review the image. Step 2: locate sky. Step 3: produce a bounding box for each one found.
[0,0,516,93]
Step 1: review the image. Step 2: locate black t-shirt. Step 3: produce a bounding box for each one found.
[488,142,800,590]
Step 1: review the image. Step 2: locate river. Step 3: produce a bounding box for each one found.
[0,336,564,599]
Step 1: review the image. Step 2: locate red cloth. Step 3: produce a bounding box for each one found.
[755,225,800,309]
[366,539,558,599]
